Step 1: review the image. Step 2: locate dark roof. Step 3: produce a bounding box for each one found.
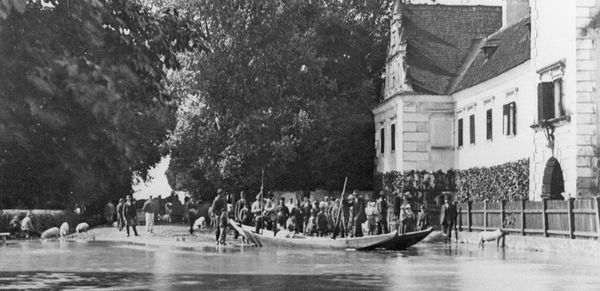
[401,4,503,94]
[451,17,531,93]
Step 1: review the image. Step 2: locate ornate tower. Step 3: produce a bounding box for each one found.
[384,0,409,100]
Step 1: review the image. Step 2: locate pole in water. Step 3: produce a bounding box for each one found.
[332,177,348,240]
[260,167,265,234]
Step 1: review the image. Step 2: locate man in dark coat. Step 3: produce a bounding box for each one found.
[352,194,367,238]
[375,195,388,235]
[116,198,125,231]
[276,197,289,230]
[290,200,303,234]
[185,196,197,235]
[123,195,139,237]
[440,196,457,241]
[300,197,312,233]
[233,191,249,239]
[212,189,226,245]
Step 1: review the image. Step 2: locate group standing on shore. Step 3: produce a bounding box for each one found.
[227,189,448,240]
[103,190,455,244]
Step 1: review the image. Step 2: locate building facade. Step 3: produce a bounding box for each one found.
[373,0,600,200]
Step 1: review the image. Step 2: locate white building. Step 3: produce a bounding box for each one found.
[373,0,600,200]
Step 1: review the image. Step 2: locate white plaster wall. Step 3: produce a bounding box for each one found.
[373,97,404,173]
[530,0,578,198]
[452,62,537,169]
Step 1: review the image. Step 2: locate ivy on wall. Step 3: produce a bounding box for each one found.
[455,158,529,202]
[374,170,456,202]
[374,158,529,202]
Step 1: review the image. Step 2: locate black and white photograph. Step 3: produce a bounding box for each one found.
[1,0,600,290]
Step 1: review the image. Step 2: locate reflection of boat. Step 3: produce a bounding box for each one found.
[229,219,433,251]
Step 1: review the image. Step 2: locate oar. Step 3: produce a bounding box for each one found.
[332,177,348,239]
[259,167,264,234]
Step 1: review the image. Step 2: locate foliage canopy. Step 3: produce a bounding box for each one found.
[0,0,205,208]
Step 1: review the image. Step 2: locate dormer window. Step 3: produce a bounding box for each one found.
[482,39,501,59]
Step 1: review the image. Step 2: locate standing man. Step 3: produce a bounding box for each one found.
[300,196,312,233]
[104,200,116,226]
[116,198,125,231]
[123,195,139,237]
[234,191,248,239]
[252,192,265,233]
[212,189,226,245]
[142,196,156,233]
[185,196,198,235]
[276,197,289,230]
[440,196,457,241]
[352,194,366,238]
[376,194,388,235]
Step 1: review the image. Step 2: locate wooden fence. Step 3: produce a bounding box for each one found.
[455,197,600,240]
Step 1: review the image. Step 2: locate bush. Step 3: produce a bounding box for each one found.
[0,209,80,233]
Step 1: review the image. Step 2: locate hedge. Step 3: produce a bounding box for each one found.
[374,158,529,202]
[0,209,81,234]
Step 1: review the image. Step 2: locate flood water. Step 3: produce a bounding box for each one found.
[1,240,599,290]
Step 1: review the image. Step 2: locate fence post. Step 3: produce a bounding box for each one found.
[467,201,472,232]
[595,197,600,241]
[568,197,575,239]
[542,198,548,237]
[520,199,526,236]
[483,201,487,231]
[501,200,506,229]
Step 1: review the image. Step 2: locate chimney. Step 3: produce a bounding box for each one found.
[503,0,530,27]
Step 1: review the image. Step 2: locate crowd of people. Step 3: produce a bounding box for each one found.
[104,190,458,245]
[210,189,454,244]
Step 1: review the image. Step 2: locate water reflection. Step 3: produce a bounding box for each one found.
[1,240,600,290]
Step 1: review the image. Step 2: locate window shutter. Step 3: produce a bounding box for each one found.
[512,102,517,135]
[459,119,463,147]
[380,128,385,153]
[537,83,544,122]
[469,115,475,144]
[538,82,555,121]
[503,104,509,135]
[486,109,492,140]
[391,124,396,151]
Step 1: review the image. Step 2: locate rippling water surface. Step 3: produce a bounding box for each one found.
[1,240,599,290]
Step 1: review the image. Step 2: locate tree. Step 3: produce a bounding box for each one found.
[165,0,390,199]
[0,0,205,209]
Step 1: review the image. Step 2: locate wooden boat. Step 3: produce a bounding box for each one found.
[229,219,433,251]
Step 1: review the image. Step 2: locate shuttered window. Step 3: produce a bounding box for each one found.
[538,79,564,121]
[486,109,493,141]
[380,128,385,154]
[503,102,517,136]
[457,118,463,147]
[469,114,475,144]
[391,124,396,151]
